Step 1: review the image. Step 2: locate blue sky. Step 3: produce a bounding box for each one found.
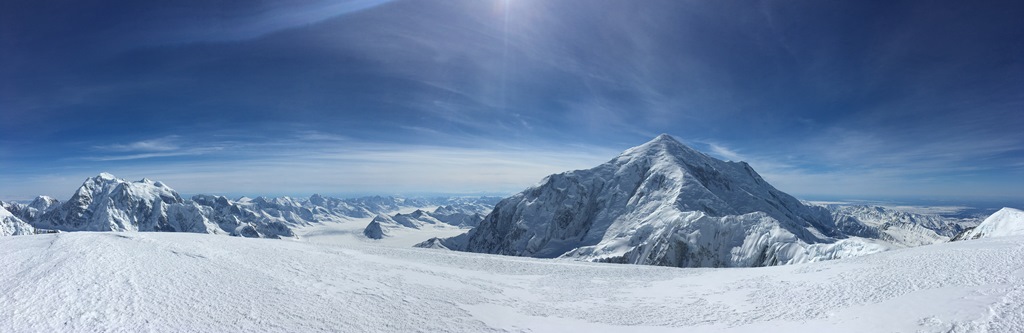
[1,0,1022,203]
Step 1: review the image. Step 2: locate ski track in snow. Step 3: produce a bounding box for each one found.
[1,230,1023,332]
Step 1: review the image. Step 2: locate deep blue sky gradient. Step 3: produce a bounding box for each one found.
[2,0,1022,202]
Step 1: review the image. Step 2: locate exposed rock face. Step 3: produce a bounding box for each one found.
[363,219,387,239]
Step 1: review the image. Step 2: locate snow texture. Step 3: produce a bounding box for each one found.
[0,231,1022,332]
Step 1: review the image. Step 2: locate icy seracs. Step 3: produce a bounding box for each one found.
[430,134,899,267]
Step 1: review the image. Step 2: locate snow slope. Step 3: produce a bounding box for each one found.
[0,232,1021,332]
[954,207,1024,240]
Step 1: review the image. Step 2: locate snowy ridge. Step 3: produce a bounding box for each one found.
[434,134,903,267]
[953,207,1024,240]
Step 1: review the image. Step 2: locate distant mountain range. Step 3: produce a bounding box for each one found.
[364,207,486,239]
[0,173,499,238]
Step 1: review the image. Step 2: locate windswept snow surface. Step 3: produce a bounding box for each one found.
[1,232,1023,332]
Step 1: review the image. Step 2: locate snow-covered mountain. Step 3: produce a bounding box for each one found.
[0,205,35,236]
[4,173,499,239]
[1,195,60,225]
[821,204,974,247]
[430,205,486,227]
[952,207,1024,240]
[36,173,187,232]
[429,134,892,267]
[363,206,488,239]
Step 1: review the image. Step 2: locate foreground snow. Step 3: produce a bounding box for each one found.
[1,232,1022,332]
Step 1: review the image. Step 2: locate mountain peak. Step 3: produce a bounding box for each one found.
[652,133,678,143]
[639,133,689,151]
[95,172,118,181]
[449,134,838,266]
[619,133,706,163]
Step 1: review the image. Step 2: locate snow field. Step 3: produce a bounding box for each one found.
[1,231,1021,332]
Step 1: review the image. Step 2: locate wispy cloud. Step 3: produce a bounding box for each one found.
[1,132,618,200]
[93,135,182,152]
[148,0,398,45]
[87,136,223,161]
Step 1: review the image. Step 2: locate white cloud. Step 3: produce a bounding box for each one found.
[94,136,182,152]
